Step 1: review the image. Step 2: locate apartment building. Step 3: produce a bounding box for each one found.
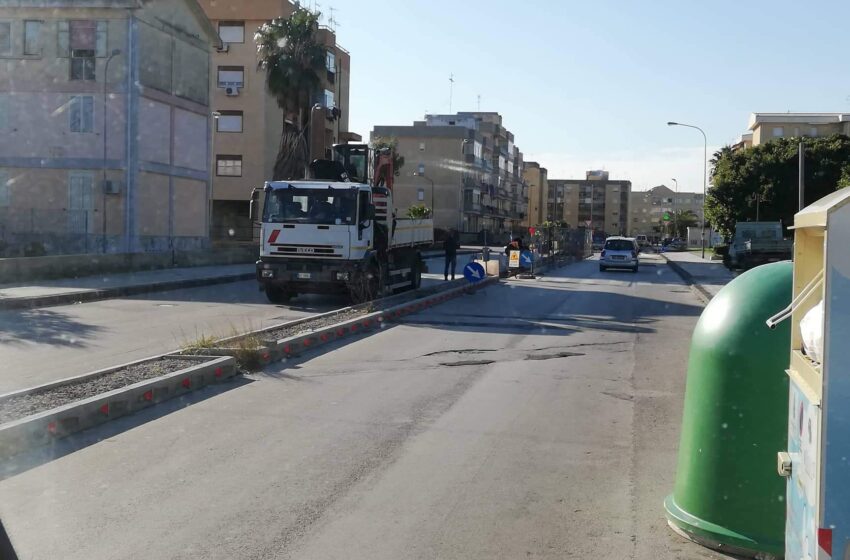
[372,112,528,239]
[523,162,547,227]
[199,0,353,241]
[542,171,630,238]
[629,184,705,242]
[0,0,219,255]
[746,113,850,146]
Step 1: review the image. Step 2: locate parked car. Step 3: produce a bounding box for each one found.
[634,235,649,251]
[599,237,639,272]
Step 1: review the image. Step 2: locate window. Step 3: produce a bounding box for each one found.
[218,21,244,43]
[323,89,335,108]
[810,127,818,137]
[96,21,107,57]
[419,142,425,151]
[23,20,42,55]
[69,95,94,133]
[216,110,243,133]
[772,127,784,137]
[71,49,96,80]
[216,155,242,177]
[326,50,335,73]
[0,169,8,207]
[417,188,425,201]
[0,22,10,55]
[217,66,244,88]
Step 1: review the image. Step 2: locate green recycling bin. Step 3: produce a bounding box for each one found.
[665,261,792,558]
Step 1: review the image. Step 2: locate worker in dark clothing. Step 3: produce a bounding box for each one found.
[444,231,459,281]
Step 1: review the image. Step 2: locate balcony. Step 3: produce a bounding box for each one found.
[463,200,482,213]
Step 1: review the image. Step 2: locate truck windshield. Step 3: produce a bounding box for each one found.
[263,188,357,225]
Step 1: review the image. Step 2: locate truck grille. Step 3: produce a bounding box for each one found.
[271,244,342,258]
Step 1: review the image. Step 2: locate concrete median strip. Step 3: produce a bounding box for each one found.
[0,276,498,460]
[660,254,713,305]
[0,355,236,459]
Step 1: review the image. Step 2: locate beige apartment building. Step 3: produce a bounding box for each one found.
[199,0,353,241]
[629,184,704,242]
[746,113,850,146]
[542,171,630,239]
[0,0,219,255]
[523,162,548,228]
[373,112,528,241]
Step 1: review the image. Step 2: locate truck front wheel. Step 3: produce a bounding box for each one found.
[265,284,293,304]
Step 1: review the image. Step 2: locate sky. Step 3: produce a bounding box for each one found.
[316,0,850,193]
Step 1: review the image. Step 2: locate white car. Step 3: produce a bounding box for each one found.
[599,237,639,272]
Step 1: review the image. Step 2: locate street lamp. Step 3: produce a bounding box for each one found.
[671,177,678,239]
[460,138,471,234]
[101,48,121,253]
[667,121,708,259]
[210,111,221,239]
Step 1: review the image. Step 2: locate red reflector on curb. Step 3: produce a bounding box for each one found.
[181,378,191,389]
[262,352,271,360]
[143,390,153,401]
[362,320,371,327]
[99,403,109,415]
[303,338,312,347]
[350,324,358,331]
[284,344,292,354]
[336,328,345,337]
[214,367,223,378]
[47,421,57,434]
[320,333,329,342]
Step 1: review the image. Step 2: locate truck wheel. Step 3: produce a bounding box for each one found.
[265,284,292,304]
[410,259,422,290]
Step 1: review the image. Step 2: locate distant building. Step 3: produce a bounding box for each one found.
[629,185,705,242]
[199,0,354,241]
[372,112,528,238]
[0,0,220,255]
[522,162,548,228]
[543,171,630,238]
[745,113,850,146]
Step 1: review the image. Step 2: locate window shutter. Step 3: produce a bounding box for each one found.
[69,97,81,132]
[96,21,107,57]
[58,21,69,57]
[83,96,94,132]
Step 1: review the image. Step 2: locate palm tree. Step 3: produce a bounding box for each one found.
[670,210,700,238]
[255,9,326,180]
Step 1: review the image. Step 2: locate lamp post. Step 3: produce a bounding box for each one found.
[210,111,221,239]
[460,138,471,235]
[671,177,678,239]
[101,48,121,254]
[667,121,707,258]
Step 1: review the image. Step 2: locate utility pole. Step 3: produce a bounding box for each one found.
[798,140,805,211]
[477,94,481,112]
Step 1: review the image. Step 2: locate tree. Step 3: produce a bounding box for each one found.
[370,136,405,174]
[707,134,850,238]
[406,204,432,219]
[256,9,326,180]
[665,209,699,238]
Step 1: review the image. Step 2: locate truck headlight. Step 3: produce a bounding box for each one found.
[336,272,350,281]
[261,269,275,278]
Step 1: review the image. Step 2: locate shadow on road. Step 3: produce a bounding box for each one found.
[0,377,253,482]
[0,308,103,347]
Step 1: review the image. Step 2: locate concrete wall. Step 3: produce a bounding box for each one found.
[0,245,257,283]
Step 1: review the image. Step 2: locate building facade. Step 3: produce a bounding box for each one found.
[372,112,528,239]
[629,184,705,242]
[0,0,219,255]
[199,0,353,241]
[523,161,547,227]
[746,113,850,146]
[542,171,630,238]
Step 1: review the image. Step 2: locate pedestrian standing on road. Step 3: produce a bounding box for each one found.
[444,231,459,281]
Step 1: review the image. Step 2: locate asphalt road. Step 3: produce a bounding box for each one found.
[0,254,735,559]
[0,254,474,394]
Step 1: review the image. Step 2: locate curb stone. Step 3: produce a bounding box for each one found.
[660,254,713,306]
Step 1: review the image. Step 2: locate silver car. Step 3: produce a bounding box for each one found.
[599,237,639,272]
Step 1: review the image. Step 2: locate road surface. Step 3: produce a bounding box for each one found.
[0,254,735,559]
[0,254,474,394]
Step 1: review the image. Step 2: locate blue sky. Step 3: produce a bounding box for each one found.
[319,0,850,192]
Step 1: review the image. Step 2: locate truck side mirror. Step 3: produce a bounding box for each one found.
[249,189,259,221]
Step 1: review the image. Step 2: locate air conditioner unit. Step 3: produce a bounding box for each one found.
[102,179,122,194]
[225,86,240,96]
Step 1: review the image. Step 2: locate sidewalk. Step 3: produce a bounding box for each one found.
[0,264,255,310]
[661,250,736,303]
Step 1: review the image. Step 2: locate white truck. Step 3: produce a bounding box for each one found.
[724,221,793,270]
[251,144,434,303]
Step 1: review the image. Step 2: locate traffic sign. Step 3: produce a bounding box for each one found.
[528,227,536,236]
[520,250,533,266]
[508,250,520,268]
[663,212,672,222]
[463,261,486,283]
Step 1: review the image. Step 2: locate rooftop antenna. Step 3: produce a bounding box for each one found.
[327,6,339,31]
[449,73,455,113]
[477,94,481,112]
